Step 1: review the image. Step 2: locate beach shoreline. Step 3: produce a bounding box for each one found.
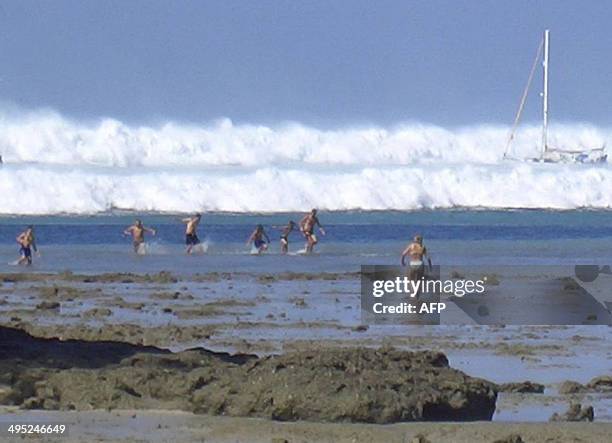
[2,408,612,443]
[1,270,610,438]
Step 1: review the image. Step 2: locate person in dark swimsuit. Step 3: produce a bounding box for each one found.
[299,209,326,254]
[182,213,202,254]
[16,226,38,265]
[277,220,297,254]
[247,224,270,254]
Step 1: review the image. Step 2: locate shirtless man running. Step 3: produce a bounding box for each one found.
[299,209,326,254]
[247,224,270,254]
[182,213,202,254]
[16,226,38,265]
[124,219,156,254]
[401,234,432,282]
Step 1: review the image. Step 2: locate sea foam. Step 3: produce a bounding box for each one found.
[0,108,610,214]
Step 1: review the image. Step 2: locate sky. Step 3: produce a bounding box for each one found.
[0,0,611,127]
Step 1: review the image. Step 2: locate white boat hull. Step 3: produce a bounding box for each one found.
[542,147,607,164]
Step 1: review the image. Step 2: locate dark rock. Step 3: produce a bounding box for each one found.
[549,403,594,422]
[559,376,612,394]
[83,308,112,319]
[493,434,525,443]
[562,278,580,290]
[36,301,60,310]
[0,326,497,423]
[587,375,612,393]
[498,381,545,394]
[410,434,431,443]
[481,274,500,285]
[21,397,44,409]
[191,347,497,423]
[0,385,13,404]
[558,380,586,395]
[258,274,275,283]
[290,297,307,307]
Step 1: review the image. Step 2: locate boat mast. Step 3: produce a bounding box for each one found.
[541,29,550,158]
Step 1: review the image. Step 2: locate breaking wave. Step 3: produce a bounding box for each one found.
[0,108,611,214]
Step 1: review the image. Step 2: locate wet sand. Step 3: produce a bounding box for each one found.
[1,408,612,443]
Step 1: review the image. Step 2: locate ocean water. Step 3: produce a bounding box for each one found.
[1,210,611,274]
[1,110,612,213]
[1,110,612,272]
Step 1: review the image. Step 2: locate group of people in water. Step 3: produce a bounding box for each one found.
[14,208,431,278]
[13,208,329,264]
[120,209,325,256]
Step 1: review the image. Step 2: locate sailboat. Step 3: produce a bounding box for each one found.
[504,30,607,164]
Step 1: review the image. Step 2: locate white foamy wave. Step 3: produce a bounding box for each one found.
[0,108,612,214]
[0,162,611,214]
[0,108,608,167]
